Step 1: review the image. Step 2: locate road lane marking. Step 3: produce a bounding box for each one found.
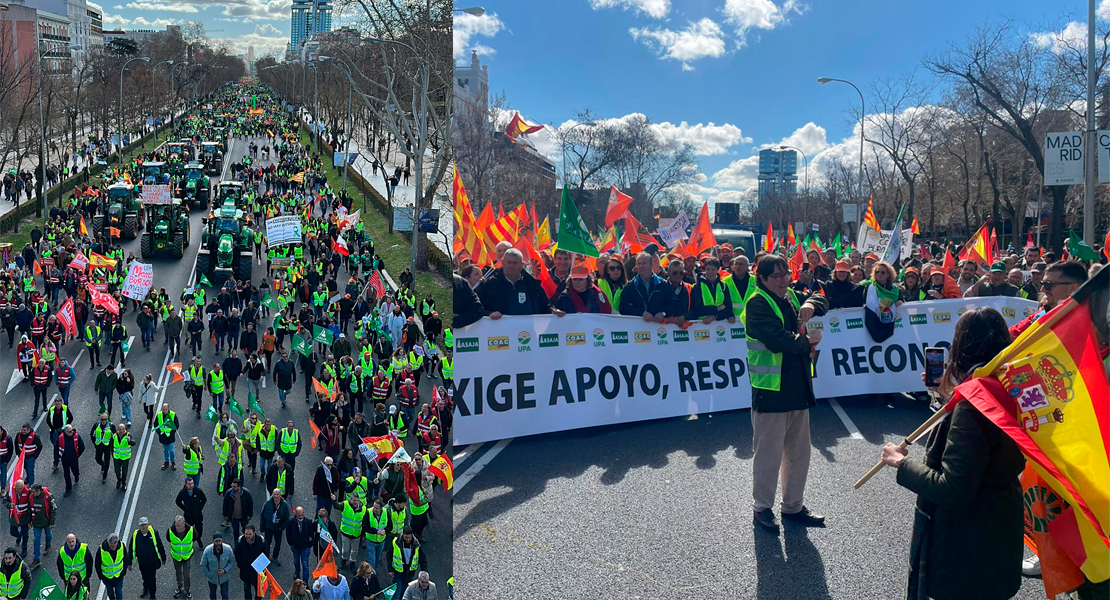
[828,398,864,440]
[6,369,24,393]
[452,438,512,495]
[453,443,482,466]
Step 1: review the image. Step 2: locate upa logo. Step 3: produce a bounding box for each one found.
[1024,306,1036,316]
[894,313,904,329]
[457,338,479,353]
[957,307,968,316]
[828,317,841,333]
[933,312,951,323]
[593,328,606,347]
[730,327,746,339]
[566,332,587,346]
[517,331,532,352]
[846,317,864,330]
[656,327,669,345]
[694,329,710,342]
[715,325,727,342]
[1002,307,1016,319]
[487,336,510,351]
[909,314,927,326]
[539,333,559,348]
[635,331,652,344]
[611,331,629,344]
[673,330,690,342]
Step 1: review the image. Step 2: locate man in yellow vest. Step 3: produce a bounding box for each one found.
[94,532,129,600]
[334,494,366,570]
[363,498,389,572]
[0,547,30,600]
[165,516,195,599]
[111,424,136,491]
[744,255,827,534]
[56,533,93,588]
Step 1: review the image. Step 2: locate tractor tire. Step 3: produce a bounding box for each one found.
[235,252,253,283]
[183,222,191,247]
[140,232,153,260]
[172,232,184,259]
[90,215,103,235]
[195,252,211,282]
[122,214,138,239]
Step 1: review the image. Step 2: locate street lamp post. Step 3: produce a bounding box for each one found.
[119,56,151,163]
[818,77,865,225]
[309,56,329,149]
[151,60,174,138]
[342,78,352,195]
[169,61,189,130]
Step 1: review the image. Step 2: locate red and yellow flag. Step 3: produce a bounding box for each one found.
[429,454,454,491]
[763,221,774,252]
[596,226,617,254]
[958,221,994,265]
[89,252,117,269]
[786,222,796,247]
[505,112,544,142]
[911,215,921,235]
[79,215,88,236]
[361,435,399,460]
[488,204,526,243]
[863,196,881,231]
[258,568,283,600]
[452,165,494,266]
[949,269,1110,586]
[535,217,551,250]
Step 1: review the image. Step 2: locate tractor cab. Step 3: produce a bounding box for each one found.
[97,182,143,239]
[201,141,224,175]
[165,142,190,162]
[140,198,190,259]
[178,161,210,210]
[142,161,168,186]
[216,181,247,210]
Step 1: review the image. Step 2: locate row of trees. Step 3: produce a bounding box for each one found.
[0,22,244,210]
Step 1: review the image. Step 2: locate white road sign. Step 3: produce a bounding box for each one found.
[1044,132,1085,186]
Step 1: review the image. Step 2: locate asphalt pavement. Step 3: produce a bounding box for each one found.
[452,394,1050,600]
[5,132,450,598]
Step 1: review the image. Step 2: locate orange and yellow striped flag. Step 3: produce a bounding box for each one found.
[949,267,1110,586]
[452,164,494,266]
[488,204,526,243]
[79,215,88,236]
[863,196,881,231]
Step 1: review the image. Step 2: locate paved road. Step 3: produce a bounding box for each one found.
[6,132,450,598]
[452,394,1049,600]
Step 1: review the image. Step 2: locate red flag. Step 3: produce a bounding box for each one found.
[622,212,659,254]
[605,185,634,228]
[7,449,25,505]
[919,243,932,261]
[1103,229,1110,261]
[684,202,716,256]
[1026,230,1035,250]
[942,247,956,274]
[311,543,337,579]
[368,270,386,298]
[402,463,422,506]
[497,202,504,221]
[958,221,993,265]
[69,253,88,271]
[475,202,494,232]
[515,238,556,298]
[56,298,78,337]
[530,202,540,243]
[332,234,349,256]
[763,222,774,252]
[88,288,120,315]
[786,222,796,247]
[312,377,335,401]
[788,245,804,280]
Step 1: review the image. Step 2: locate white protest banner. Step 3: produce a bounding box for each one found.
[141,184,172,205]
[656,211,690,248]
[452,297,1036,445]
[265,215,303,246]
[857,227,914,257]
[1098,130,1110,184]
[1044,132,1084,185]
[120,261,153,300]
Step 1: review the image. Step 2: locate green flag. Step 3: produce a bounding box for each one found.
[833,232,843,258]
[556,185,599,258]
[261,294,277,309]
[312,325,334,345]
[1068,230,1101,263]
[293,336,312,357]
[121,338,131,354]
[29,569,64,600]
[380,584,397,598]
[199,274,212,287]
[228,395,244,417]
[802,233,812,249]
[204,404,219,424]
[248,391,265,418]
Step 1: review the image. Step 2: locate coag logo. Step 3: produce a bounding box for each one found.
[846,318,863,330]
[656,327,668,345]
[539,333,559,348]
[909,314,927,325]
[611,331,629,344]
[635,331,651,344]
[457,338,479,353]
[933,312,951,323]
[807,321,823,331]
[715,325,727,341]
[593,328,606,347]
[694,330,710,342]
[487,336,510,351]
[1002,307,1016,319]
[566,332,587,346]
[673,330,690,342]
[517,331,532,352]
[730,327,745,339]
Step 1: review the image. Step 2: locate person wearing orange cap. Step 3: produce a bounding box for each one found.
[552,266,611,315]
[825,260,864,309]
[898,267,926,302]
[863,253,879,278]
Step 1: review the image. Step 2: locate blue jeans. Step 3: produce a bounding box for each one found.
[104,579,124,600]
[365,539,384,569]
[141,326,152,348]
[401,407,416,436]
[315,496,332,514]
[259,456,271,478]
[278,387,289,406]
[122,402,132,424]
[208,581,229,600]
[24,457,35,486]
[33,526,52,559]
[215,332,226,350]
[0,462,6,489]
[58,385,70,405]
[292,547,311,581]
[9,523,27,550]
[99,391,113,415]
[211,392,224,413]
[163,443,175,463]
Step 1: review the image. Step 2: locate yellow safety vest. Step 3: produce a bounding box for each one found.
[339,502,366,537]
[99,545,125,579]
[279,429,298,454]
[166,527,194,561]
[365,510,388,543]
[742,287,785,392]
[58,544,88,580]
[112,433,132,461]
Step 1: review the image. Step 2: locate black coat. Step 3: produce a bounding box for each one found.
[476,269,550,316]
[618,275,669,317]
[744,283,827,413]
[233,535,267,582]
[221,487,254,520]
[824,278,865,309]
[175,487,208,525]
[285,516,314,550]
[897,400,1025,600]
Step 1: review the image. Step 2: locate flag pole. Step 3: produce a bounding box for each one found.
[853,408,948,489]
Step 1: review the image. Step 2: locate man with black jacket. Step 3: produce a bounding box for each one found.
[686,257,734,324]
[233,525,266,599]
[129,518,166,599]
[221,351,243,401]
[744,255,828,534]
[175,478,208,544]
[618,253,669,321]
[475,249,553,317]
[259,488,290,567]
[272,352,296,408]
[285,507,314,583]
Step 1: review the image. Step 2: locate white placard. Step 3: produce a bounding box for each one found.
[842,204,858,223]
[856,227,914,258]
[142,184,172,205]
[1044,132,1085,186]
[265,215,302,246]
[452,298,1037,445]
[1098,130,1110,184]
[655,211,690,248]
[120,261,153,300]
[250,553,270,575]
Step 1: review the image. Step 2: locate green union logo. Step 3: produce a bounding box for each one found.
[611,331,629,344]
[457,338,479,353]
[731,327,745,339]
[673,330,689,342]
[539,333,559,348]
[846,318,863,329]
[909,314,927,325]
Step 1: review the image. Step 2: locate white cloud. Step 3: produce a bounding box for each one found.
[629,18,726,70]
[722,0,803,40]
[590,0,670,19]
[712,154,760,189]
[655,120,751,155]
[759,121,829,157]
[216,22,287,56]
[1030,1,1110,54]
[123,1,198,12]
[219,0,291,21]
[453,11,503,60]
[711,122,829,190]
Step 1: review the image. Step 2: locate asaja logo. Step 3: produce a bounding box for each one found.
[694,330,710,341]
[1002,307,1016,319]
[933,312,951,323]
[656,327,668,345]
[611,331,629,344]
[673,330,690,342]
[635,331,651,344]
[487,336,510,351]
[730,327,746,339]
[457,337,479,353]
[715,325,727,341]
[909,314,927,326]
[593,328,606,347]
[539,333,559,348]
[846,317,864,330]
[517,331,532,352]
[566,332,587,346]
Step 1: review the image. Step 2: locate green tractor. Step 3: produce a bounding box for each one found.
[91,182,144,239]
[177,162,210,210]
[140,199,190,259]
[195,200,252,284]
[215,181,249,211]
[201,141,224,176]
[165,141,192,162]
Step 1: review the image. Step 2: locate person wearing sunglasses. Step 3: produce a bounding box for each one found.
[1009,260,1088,339]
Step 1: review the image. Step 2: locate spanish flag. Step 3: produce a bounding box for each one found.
[949,267,1110,586]
[258,568,283,600]
[79,215,88,236]
[89,252,117,269]
[786,221,796,247]
[361,434,400,460]
[505,112,544,143]
[958,220,993,265]
[911,215,921,235]
[429,454,454,491]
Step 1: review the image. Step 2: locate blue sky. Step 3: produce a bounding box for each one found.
[454,0,1094,206]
